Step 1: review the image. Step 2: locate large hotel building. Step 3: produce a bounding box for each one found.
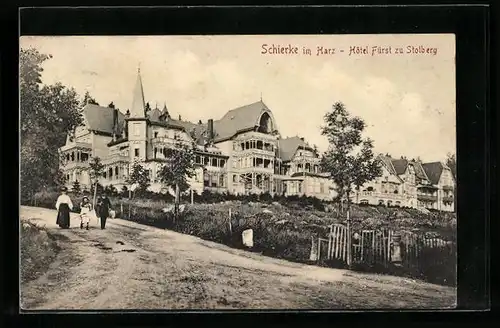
[59,69,455,212]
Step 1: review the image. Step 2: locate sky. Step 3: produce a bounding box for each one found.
[20,34,456,162]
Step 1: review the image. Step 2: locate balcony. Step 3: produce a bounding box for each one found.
[442,185,454,192]
[234,131,278,142]
[237,166,274,175]
[235,148,275,157]
[59,142,92,152]
[442,196,454,203]
[61,161,90,171]
[151,136,190,147]
[102,154,129,165]
[417,193,438,202]
[417,184,438,191]
[358,191,406,202]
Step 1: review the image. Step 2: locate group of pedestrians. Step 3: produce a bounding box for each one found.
[55,186,113,230]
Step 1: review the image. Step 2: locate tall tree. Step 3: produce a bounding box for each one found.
[445,152,457,180]
[81,90,99,106]
[157,137,199,217]
[89,156,105,207]
[20,47,83,202]
[445,152,457,212]
[320,102,382,213]
[127,160,150,198]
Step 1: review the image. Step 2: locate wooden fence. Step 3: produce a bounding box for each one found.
[315,224,456,277]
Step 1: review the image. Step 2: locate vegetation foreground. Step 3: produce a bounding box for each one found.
[28,189,457,287]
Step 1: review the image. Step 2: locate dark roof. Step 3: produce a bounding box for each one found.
[378,155,398,175]
[278,136,310,162]
[212,100,271,142]
[391,158,408,175]
[422,162,444,185]
[148,113,208,145]
[148,108,161,122]
[83,104,125,135]
[413,161,429,181]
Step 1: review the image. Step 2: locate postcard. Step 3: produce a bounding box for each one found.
[20,34,456,310]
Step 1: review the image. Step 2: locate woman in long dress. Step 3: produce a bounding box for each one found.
[56,186,73,229]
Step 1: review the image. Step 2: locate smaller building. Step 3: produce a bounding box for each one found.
[351,154,455,212]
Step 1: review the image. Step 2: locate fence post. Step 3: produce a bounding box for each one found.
[327,224,333,260]
[228,208,233,235]
[317,235,321,263]
[120,202,123,218]
[191,188,194,205]
[346,210,352,267]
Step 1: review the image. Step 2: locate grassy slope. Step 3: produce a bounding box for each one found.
[20,220,61,284]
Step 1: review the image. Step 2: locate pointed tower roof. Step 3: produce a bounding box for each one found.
[130,67,145,118]
[160,102,170,120]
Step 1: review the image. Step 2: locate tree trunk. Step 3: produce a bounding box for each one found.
[346,189,352,267]
[174,183,180,221]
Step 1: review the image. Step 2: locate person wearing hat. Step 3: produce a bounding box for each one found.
[79,196,93,230]
[97,194,113,230]
[55,186,73,229]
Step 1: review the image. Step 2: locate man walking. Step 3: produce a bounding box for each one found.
[97,194,113,230]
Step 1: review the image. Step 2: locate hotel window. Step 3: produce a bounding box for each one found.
[134,148,140,157]
[233,175,237,183]
[154,131,158,138]
[108,168,113,180]
[220,159,226,168]
[298,182,302,193]
[211,158,218,167]
[195,155,201,164]
[219,174,225,187]
[115,167,119,177]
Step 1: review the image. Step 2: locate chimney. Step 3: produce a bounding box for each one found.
[208,119,214,141]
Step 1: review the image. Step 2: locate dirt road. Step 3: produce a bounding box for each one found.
[20,206,456,310]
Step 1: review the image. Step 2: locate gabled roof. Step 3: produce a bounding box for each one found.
[278,136,310,162]
[413,161,429,181]
[212,100,272,142]
[147,113,208,145]
[391,158,409,175]
[378,155,398,175]
[422,162,444,185]
[377,155,404,183]
[83,104,125,135]
[148,108,161,122]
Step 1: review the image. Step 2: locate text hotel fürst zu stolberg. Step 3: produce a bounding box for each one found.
[260,44,439,56]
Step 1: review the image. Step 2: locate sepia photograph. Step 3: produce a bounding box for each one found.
[20,34,457,310]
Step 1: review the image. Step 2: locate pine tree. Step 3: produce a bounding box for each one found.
[72,180,81,194]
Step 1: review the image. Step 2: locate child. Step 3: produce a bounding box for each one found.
[79,196,93,230]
